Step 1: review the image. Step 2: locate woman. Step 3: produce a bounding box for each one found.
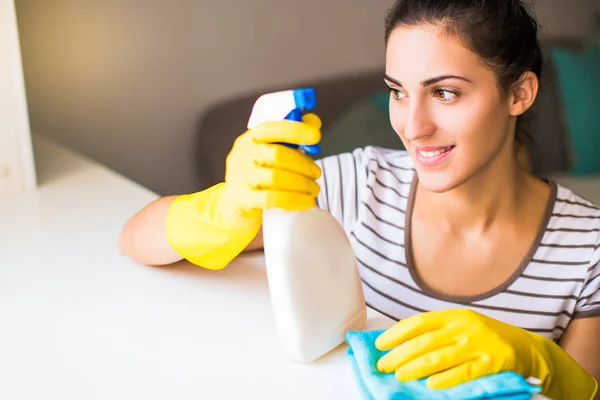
[119,0,600,398]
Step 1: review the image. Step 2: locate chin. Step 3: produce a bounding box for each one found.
[413,168,463,194]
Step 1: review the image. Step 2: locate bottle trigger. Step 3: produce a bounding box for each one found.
[283,109,321,155]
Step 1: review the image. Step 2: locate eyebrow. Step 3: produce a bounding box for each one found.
[383,73,472,87]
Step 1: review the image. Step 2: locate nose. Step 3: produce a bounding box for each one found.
[402,100,436,142]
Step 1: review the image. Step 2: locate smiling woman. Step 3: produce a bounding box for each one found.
[118,0,600,399]
[313,1,600,398]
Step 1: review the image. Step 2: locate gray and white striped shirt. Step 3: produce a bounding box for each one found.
[315,146,600,341]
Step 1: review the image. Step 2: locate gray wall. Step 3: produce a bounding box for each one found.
[15,0,600,195]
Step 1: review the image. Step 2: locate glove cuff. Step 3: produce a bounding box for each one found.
[529,333,598,400]
[165,183,261,270]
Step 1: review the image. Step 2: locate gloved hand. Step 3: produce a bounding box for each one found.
[165,114,322,270]
[375,308,598,400]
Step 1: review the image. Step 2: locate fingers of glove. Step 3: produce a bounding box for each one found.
[245,188,316,211]
[425,357,490,389]
[245,166,320,197]
[377,329,459,374]
[248,119,321,146]
[302,113,322,130]
[253,143,321,179]
[375,311,445,351]
[393,345,470,384]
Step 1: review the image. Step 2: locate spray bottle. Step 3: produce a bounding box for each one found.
[247,88,367,363]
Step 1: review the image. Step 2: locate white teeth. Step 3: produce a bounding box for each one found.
[421,150,442,158]
[418,146,452,158]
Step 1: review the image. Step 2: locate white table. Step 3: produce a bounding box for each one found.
[0,136,550,399]
[0,136,396,400]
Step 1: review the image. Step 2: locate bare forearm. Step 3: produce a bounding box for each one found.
[119,195,264,266]
[118,195,183,266]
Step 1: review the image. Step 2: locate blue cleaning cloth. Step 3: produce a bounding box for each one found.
[346,330,542,400]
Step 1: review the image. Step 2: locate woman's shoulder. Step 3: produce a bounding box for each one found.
[352,146,417,185]
[553,182,600,218]
[549,182,600,318]
[550,181,600,254]
[315,146,415,177]
[360,145,414,167]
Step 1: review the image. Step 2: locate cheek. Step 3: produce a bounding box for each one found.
[444,98,510,146]
[388,101,478,143]
[436,104,487,141]
[388,98,508,142]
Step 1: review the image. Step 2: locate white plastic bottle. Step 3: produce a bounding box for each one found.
[247,88,367,363]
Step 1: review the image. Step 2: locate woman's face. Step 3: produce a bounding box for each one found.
[385,25,515,193]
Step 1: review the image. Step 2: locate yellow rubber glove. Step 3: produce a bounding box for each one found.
[375,308,598,400]
[165,114,322,270]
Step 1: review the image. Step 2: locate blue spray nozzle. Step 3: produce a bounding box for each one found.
[293,88,317,111]
[282,89,321,155]
[285,108,304,122]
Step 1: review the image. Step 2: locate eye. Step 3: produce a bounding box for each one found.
[433,89,459,102]
[389,88,406,100]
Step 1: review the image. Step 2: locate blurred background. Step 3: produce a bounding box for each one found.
[13,0,600,196]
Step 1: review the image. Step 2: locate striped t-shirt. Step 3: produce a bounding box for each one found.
[315,146,600,342]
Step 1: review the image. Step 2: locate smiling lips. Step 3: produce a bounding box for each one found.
[414,145,456,167]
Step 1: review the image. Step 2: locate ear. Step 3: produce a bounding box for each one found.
[509,71,539,117]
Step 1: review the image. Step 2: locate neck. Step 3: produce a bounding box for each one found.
[416,149,530,235]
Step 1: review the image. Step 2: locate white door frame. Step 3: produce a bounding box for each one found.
[0,0,37,195]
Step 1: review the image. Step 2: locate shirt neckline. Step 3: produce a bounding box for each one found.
[404,172,558,304]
